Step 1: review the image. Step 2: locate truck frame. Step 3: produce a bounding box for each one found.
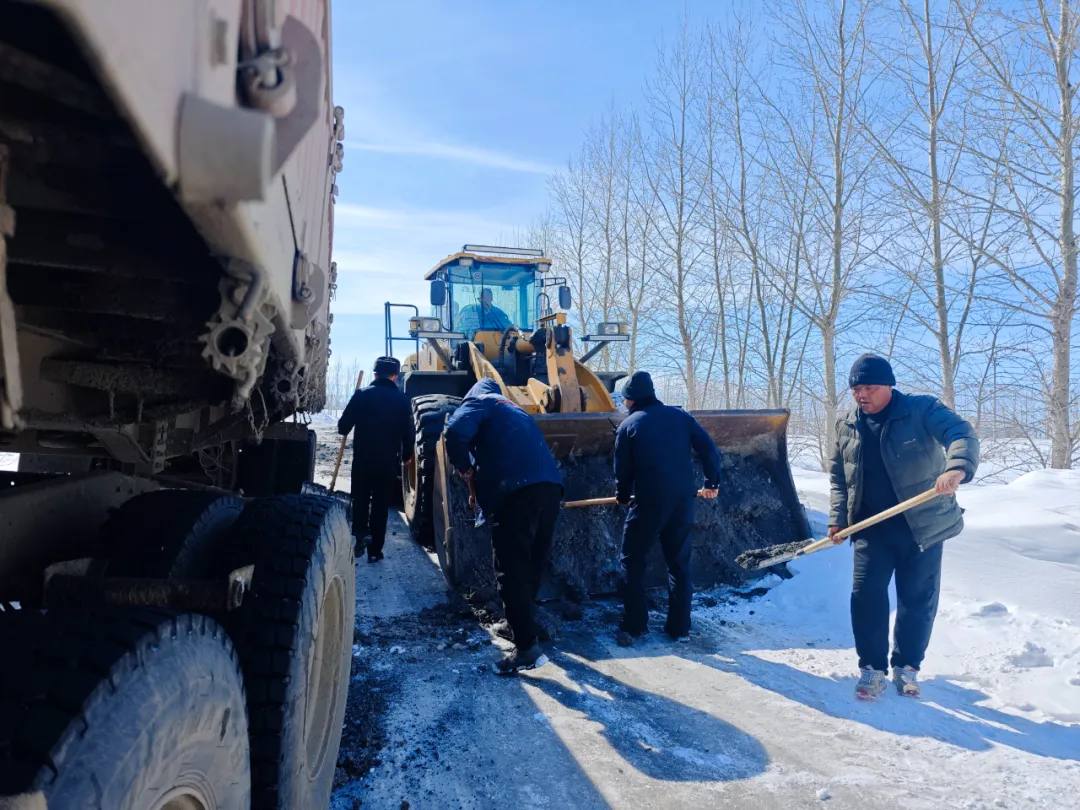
[0,2,353,807]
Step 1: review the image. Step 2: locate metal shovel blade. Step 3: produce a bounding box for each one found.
[736,539,817,571]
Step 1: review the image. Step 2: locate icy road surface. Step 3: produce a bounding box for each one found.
[317,417,1079,809]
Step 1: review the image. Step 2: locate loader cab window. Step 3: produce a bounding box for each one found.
[448,263,537,340]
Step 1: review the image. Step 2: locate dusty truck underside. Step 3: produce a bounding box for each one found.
[0,2,353,808]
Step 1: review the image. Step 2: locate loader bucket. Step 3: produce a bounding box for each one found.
[431,409,810,607]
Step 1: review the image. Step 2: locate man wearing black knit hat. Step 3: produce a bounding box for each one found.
[338,356,414,562]
[829,353,979,700]
[613,371,722,645]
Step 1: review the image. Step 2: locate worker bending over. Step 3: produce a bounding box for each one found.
[614,371,721,645]
[337,356,414,562]
[444,378,563,675]
[829,354,979,700]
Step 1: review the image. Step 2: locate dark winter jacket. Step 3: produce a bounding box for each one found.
[443,378,562,513]
[829,390,980,550]
[614,397,722,506]
[338,377,414,477]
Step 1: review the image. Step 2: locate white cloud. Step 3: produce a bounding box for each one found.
[331,203,532,315]
[345,139,556,175]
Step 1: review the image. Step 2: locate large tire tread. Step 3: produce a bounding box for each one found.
[220,494,354,810]
[405,394,461,546]
[0,608,249,807]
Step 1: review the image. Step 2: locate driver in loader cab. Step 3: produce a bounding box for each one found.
[444,378,563,675]
[456,287,512,339]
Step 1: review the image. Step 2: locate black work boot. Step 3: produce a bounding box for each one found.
[616,628,646,647]
[494,642,548,676]
[366,551,384,564]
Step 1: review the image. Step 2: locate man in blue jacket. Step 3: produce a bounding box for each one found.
[338,356,414,562]
[829,354,979,700]
[614,371,721,645]
[444,378,563,675]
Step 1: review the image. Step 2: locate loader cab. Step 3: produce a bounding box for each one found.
[430,255,548,340]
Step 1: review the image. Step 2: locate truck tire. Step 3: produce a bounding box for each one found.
[402,394,461,547]
[103,490,243,577]
[0,608,249,809]
[220,495,355,810]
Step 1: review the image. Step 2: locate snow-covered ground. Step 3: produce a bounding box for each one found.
[325,419,1079,808]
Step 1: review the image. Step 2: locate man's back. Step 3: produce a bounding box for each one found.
[338,379,413,473]
[444,379,560,510]
[615,402,720,503]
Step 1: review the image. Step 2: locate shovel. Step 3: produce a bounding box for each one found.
[561,489,717,509]
[329,369,364,492]
[467,475,486,528]
[737,487,942,571]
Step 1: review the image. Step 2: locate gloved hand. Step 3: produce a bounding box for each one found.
[616,493,632,506]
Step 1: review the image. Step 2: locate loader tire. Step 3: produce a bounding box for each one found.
[219,495,355,810]
[431,438,499,601]
[0,608,250,809]
[402,394,461,547]
[103,490,243,578]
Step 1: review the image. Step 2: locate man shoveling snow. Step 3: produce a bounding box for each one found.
[828,354,979,700]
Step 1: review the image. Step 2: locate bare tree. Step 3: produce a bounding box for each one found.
[768,0,884,464]
[862,0,978,406]
[957,0,1079,468]
[549,160,595,338]
[639,26,711,408]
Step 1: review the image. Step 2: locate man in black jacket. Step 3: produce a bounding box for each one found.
[829,354,979,700]
[338,356,414,562]
[444,378,563,675]
[613,371,721,645]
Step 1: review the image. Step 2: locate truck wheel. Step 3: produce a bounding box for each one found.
[402,394,461,547]
[103,490,243,577]
[0,608,249,809]
[220,495,355,810]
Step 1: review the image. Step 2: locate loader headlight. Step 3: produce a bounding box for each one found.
[597,321,629,336]
[409,317,443,335]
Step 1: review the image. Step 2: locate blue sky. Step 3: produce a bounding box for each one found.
[328,0,719,365]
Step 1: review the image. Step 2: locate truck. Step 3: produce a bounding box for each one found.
[0,2,351,807]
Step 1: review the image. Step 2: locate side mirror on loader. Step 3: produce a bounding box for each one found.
[430,279,447,306]
[558,285,572,310]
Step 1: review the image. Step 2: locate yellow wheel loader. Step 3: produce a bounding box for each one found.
[384,245,809,603]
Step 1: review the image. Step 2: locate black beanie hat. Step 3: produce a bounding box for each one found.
[848,353,895,388]
[621,370,655,401]
[374,356,401,377]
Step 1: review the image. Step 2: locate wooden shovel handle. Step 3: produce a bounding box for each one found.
[329,369,364,491]
[563,496,621,509]
[562,489,714,509]
[832,486,940,542]
[765,487,942,565]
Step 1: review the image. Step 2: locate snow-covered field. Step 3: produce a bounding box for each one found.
[327,403,1080,810]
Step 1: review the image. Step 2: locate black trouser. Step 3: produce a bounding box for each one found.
[621,494,694,637]
[352,469,394,555]
[490,482,562,651]
[851,534,943,672]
